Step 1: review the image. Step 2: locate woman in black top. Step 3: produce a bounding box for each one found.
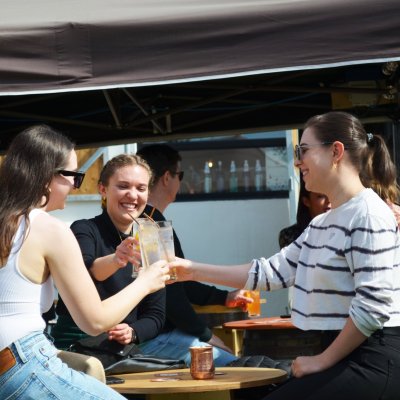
[52,154,165,350]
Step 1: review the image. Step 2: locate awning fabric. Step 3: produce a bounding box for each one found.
[1,0,400,95]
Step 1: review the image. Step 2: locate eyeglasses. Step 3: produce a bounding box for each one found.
[294,142,335,161]
[57,170,86,189]
[170,170,184,181]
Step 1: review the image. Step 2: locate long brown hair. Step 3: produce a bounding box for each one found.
[0,125,74,264]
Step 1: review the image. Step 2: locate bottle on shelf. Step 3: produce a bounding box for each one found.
[203,161,212,193]
[254,159,264,191]
[216,160,225,192]
[243,160,250,192]
[229,160,238,192]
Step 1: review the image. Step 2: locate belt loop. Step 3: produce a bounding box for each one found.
[374,329,385,345]
[14,339,28,363]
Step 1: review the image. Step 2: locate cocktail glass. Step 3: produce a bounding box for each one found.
[157,220,177,280]
[138,219,162,269]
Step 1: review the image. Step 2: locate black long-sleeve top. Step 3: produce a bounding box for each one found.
[56,210,166,343]
[142,205,228,342]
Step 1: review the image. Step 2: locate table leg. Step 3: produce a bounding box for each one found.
[147,390,231,400]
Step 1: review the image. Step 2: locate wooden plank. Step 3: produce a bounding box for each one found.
[75,148,103,195]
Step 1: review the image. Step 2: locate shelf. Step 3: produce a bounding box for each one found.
[176,190,289,202]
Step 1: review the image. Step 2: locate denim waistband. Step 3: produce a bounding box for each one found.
[11,331,52,364]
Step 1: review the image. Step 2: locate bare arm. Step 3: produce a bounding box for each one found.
[169,257,251,288]
[36,214,169,336]
[89,236,140,281]
[292,318,367,378]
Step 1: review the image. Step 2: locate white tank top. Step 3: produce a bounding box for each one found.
[0,209,54,349]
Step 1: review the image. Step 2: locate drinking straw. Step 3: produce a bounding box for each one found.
[143,212,156,223]
[127,212,140,226]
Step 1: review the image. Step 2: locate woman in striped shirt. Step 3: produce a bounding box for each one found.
[170,111,400,400]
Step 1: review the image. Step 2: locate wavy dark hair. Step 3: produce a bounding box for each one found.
[0,125,74,264]
[304,111,399,203]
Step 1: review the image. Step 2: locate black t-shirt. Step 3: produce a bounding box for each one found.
[56,210,166,343]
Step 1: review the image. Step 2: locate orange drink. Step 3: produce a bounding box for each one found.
[245,290,261,317]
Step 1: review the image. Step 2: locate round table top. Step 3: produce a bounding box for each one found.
[109,367,287,394]
[223,316,296,330]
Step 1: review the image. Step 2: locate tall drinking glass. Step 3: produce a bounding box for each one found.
[138,219,162,269]
[157,220,177,280]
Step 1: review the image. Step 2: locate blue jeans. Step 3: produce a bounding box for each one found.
[0,331,126,400]
[138,329,238,367]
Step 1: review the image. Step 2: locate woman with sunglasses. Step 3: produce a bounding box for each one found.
[0,125,169,400]
[170,111,400,400]
[52,154,167,361]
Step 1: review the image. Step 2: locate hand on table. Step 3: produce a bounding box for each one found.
[225,289,253,311]
[208,334,234,354]
[107,323,135,345]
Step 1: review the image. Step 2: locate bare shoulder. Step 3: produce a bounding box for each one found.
[19,212,75,282]
[30,212,74,249]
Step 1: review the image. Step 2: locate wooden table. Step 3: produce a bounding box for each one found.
[109,367,287,400]
[224,316,296,331]
[223,317,323,359]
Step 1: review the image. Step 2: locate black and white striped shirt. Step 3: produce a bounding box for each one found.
[246,189,400,336]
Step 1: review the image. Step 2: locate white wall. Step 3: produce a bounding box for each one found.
[51,195,292,317]
[166,198,291,316]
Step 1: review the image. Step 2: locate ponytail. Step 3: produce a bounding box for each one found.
[361,134,399,203]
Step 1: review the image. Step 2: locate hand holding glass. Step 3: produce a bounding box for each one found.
[244,290,261,317]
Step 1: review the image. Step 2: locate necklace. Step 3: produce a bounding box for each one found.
[115,224,133,243]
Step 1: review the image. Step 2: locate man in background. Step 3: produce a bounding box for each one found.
[137,144,250,366]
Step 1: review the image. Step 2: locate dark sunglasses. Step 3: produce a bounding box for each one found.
[294,142,335,161]
[57,170,86,189]
[170,170,184,181]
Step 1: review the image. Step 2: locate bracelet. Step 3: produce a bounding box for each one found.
[129,327,137,344]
